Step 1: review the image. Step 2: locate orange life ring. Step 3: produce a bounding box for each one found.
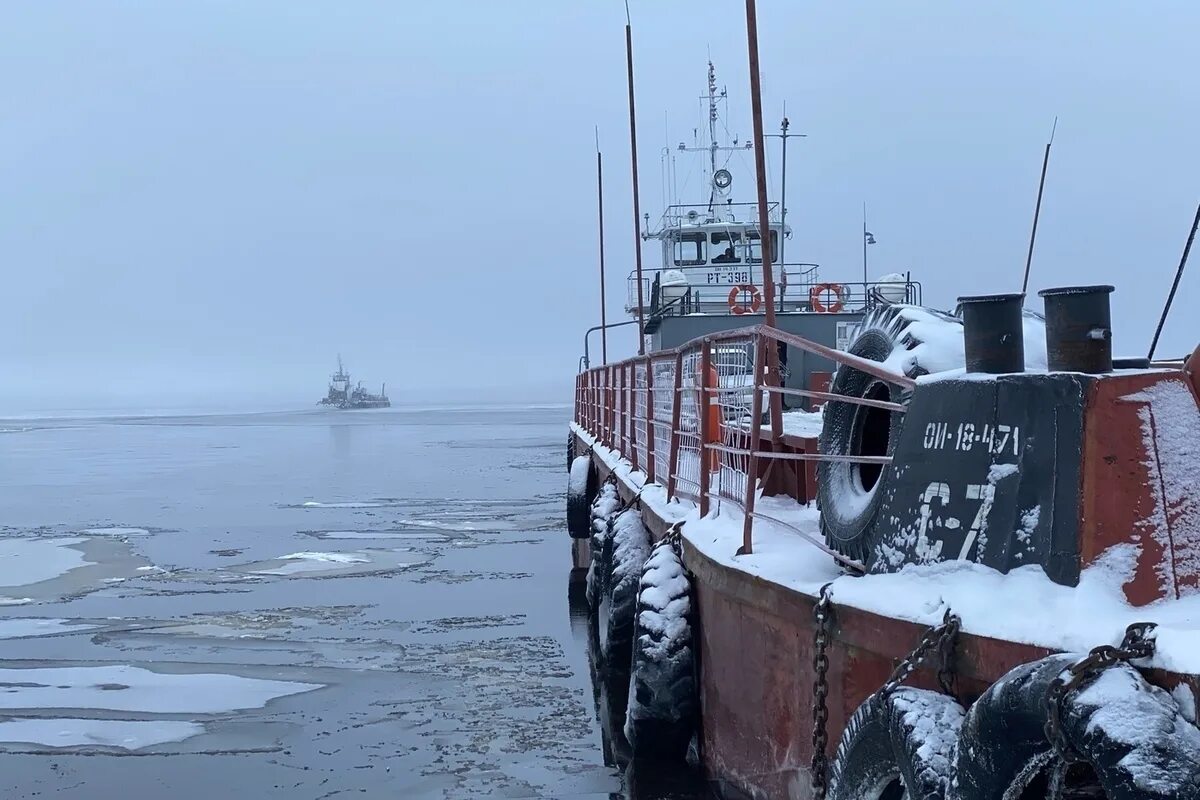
[810,283,846,313]
[728,285,762,316]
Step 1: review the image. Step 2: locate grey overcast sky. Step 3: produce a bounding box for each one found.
[2,2,1197,410]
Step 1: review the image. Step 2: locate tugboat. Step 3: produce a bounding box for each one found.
[565,22,1200,800]
[317,356,390,409]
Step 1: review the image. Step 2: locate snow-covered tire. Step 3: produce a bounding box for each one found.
[602,509,653,670]
[828,688,965,800]
[624,542,697,761]
[818,305,961,564]
[567,455,597,539]
[586,482,621,610]
[957,655,1200,800]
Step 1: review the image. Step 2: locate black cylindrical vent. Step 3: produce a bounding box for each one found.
[1038,285,1114,373]
[958,293,1026,374]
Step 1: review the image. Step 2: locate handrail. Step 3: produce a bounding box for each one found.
[573,320,913,568]
[579,323,913,389]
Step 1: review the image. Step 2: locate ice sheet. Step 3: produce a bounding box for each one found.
[0,664,321,713]
[0,718,204,750]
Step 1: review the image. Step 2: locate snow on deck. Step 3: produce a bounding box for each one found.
[776,408,824,439]
[572,422,1200,675]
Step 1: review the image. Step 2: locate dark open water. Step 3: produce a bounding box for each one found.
[0,404,708,799]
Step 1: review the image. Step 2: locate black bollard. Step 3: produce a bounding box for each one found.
[958,293,1026,374]
[1038,285,1114,373]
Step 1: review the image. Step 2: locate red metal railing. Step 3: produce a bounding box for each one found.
[573,324,915,571]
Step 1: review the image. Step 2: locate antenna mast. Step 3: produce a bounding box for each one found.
[744,0,783,442]
[707,61,719,178]
[1021,118,1057,294]
[1148,202,1200,361]
[596,133,608,365]
[624,5,646,354]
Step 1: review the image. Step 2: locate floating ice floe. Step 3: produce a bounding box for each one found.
[0,664,321,714]
[0,539,91,588]
[245,550,416,577]
[311,530,448,541]
[0,619,96,640]
[0,718,204,751]
[79,527,150,537]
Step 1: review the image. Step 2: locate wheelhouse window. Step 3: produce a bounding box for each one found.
[672,232,707,266]
[744,230,779,264]
[710,231,742,264]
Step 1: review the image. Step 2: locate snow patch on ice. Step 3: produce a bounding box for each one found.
[0,619,96,639]
[0,718,204,751]
[0,539,92,588]
[313,530,448,540]
[252,551,374,576]
[279,552,369,563]
[0,665,320,713]
[300,501,384,509]
[79,527,149,537]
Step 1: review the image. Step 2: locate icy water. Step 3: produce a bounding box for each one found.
[0,405,709,799]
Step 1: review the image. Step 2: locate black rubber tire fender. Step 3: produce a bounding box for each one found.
[602,509,652,670]
[586,483,620,610]
[958,655,1200,800]
[817,308,909,564]
[567,454,598,539]
[624,542,698,761]
[829,688,965,800]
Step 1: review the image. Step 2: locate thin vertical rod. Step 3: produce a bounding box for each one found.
[666,352,683,501]
[862,202,868,287]
[645,357,656,483]
[625,18,646,354]
[740,336,766,555]
[699,342,712,518]
[744,0,784,444]
[744,0,776,328]
[1148,202,1200,360]
[778,114,789,273]
[596,146,608,364]
[1021,139,1053,293]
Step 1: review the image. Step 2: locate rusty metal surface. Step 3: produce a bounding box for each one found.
[1082,371,1200,603]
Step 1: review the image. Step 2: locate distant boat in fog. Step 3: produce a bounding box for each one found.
[317,356,390,409]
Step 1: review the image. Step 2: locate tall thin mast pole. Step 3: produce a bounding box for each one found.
[744,2,776,328]
[778,114,789,270]
[597,141,608,365]
[862,202,868,286]
[1021,118,1057,295]
[625,9,646,355]
[1148,202,1200,361]
[744,0,783,442]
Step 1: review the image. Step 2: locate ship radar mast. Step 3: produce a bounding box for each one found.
[676,61,752,215]
[333,355,349,383]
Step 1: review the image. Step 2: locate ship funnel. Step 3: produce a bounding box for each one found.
[1038,285,1114,373]
[958,293,1026,374]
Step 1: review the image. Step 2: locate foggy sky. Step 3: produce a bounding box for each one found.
[3,2,1198,412]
